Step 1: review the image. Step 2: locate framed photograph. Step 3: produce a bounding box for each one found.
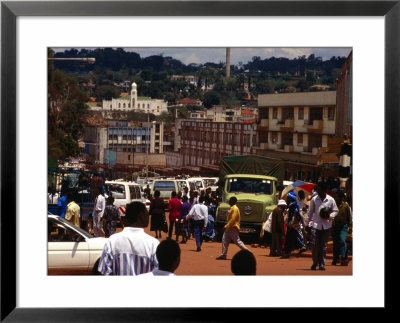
[1,0,397,320]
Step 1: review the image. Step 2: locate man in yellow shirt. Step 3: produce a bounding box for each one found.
[65,190,81,228]
[216,197,249,260]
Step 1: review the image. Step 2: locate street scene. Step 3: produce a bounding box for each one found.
[48,47,353,276]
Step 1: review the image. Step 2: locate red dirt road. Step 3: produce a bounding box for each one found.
[141,218,353,276]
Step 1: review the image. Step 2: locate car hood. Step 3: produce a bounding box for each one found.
[87,237,108,250]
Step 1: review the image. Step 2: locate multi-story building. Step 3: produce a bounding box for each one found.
[256,91,338,181]
[174,118,257,168]
[336,51,353,139]
[84,120,165,168]
[90,82,168,116]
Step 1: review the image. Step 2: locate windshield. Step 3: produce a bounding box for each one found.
[177,181,188,190]
[154,181,175,191]
[204,178,217,187]
[105,184,126,199]
[227,178,273,194]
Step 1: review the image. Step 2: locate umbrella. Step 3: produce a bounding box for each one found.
[281,180,315,199]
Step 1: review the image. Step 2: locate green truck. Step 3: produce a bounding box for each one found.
[215,155,284,240]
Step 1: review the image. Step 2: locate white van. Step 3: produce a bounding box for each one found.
[187,177,206,193]
[176,179,190,193]
[104,181,149,217]
[202,177,219,192]
[151,179,180,207]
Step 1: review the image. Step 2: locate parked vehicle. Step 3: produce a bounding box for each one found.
[215,174,279,241]
[176,179,190,194]
[151,179,180,207]
[202,177,219,192]
[48,214,107,275]
[187,177,206,193]
[104,181,150,215]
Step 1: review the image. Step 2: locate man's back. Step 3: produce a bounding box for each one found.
[98,227,159,275]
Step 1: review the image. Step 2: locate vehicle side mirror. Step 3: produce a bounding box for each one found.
[74,234,83,242]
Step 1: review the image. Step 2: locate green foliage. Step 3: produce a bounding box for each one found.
[203,91,221,109]
[94,85,120,100]
[59,135,80,158]
[48,53,90,161]
[52,47,348,114]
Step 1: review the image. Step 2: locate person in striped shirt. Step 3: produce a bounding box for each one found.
[98,201,159,275]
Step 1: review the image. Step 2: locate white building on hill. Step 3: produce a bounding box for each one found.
[98,82,168,116]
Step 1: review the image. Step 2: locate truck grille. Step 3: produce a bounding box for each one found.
[237,202,263,218]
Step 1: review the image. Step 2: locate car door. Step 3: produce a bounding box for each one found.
[48,218,90,274]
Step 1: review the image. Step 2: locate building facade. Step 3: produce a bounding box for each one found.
[256,91,338,180]
[174,118,257,167]
[335,51,353,139]
[84,120,165,167]
[92,82,168,116]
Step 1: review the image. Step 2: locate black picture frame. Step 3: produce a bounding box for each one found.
[1,0,396,321]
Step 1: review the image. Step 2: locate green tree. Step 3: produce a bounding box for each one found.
[94,84,120,100]
[48,51,90,161]
[203,91,220,109]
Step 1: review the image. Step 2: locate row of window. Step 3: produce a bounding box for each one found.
[182,121,256,131]
[262,107,335,121]
[108,135,148,141]
[109,102,161,111]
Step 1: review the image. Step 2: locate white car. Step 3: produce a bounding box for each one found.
[48,214,107,275]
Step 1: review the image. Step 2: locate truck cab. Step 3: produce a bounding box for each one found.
[215,174,279,239]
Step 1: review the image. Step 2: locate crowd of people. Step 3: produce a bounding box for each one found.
[96,197,256,276]
[265,181,352,270]
[56,178,352,275]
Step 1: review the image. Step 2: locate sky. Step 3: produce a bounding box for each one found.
[52,47,352,66]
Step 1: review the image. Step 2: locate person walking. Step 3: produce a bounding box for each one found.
[186,199,209,251]
[297,189,311,249]
[149,190,166,239]
[332,191,352,266]
[65,190,80,228]
[102,196,122,238]
[306,181,338,271]
[216,197,249,260]
[92,186,106,237]
[167,191,182,240]
[281,192,307,258]
[269,199,287,257]
[98,201,159,275]
[140,239,181,276]
[144,184,151,199]
[177,195,191,244]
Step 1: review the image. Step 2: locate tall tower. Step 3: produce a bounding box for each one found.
[226,48,231,78]
[131,82,138,110]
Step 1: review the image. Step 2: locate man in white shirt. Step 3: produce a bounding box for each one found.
[98,201,159,275]
[186,199,209,252]
[92,187,106,237]
[140,239,181,276]
[306,181,338,271]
